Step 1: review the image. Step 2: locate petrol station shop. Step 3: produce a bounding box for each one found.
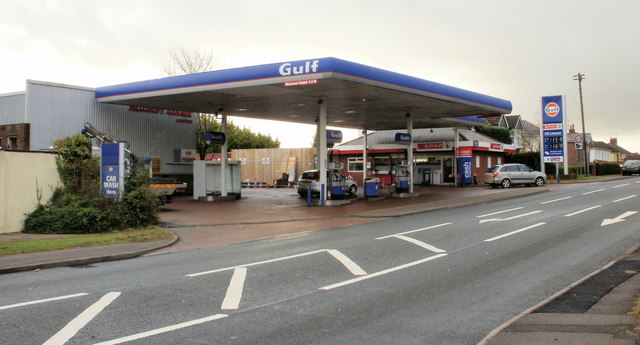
[331,127,515,187]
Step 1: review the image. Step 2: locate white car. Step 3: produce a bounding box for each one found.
[296,170,358,198]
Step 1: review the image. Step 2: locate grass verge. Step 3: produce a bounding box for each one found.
[0,228,174,256]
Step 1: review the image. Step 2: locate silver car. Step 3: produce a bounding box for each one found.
[297,169,358,198]
[484,163,545,188]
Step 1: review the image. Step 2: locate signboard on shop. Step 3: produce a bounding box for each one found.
[395,133,412,145]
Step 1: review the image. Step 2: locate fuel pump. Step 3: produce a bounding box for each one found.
[395,160,411,193]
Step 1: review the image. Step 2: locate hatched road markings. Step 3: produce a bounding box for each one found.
[0,293,88,311]
[375,222,452,240]
[479,210,542,224]
[476,207,523,218]
[484,223,547,242]
[391,235,447,253]
[540,196,572,204]
[93,314,228,345]
[220,267,247,310]
[43,292,120,345]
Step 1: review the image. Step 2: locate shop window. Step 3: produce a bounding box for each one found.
[476,155,480,168]
[0,136,3,149]
[373,156,391,172]
[348,157,364,172]
[487,156,492,167]
[497,157,502,165]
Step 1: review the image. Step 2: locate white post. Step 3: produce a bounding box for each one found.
[454,127,459,187]
[407,114,414,193]
[221,113,228,197]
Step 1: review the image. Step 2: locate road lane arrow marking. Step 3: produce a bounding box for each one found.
[479,210,542,223]
[601,211,638,226]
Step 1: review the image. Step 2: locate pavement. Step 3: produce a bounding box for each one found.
[1,177,639,344]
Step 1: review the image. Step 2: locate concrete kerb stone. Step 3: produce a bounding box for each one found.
[478,242,640,345]
[0,233,179,275]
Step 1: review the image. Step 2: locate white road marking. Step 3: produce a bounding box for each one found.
[0,293,88,311]
[601,211,638,226]
[613,183,630,188]
[221,267,247,310]
[564,205,602,217]
[476,207,523,218]
[392,235,447,253]
[43,292,120,345]
[187,249,327,277]
[375,223,452,240]
[320,254,448,291]
[326,249,367,276]
[583,189,605,195]
[93,314,228,345]
[613,195,636,203]
[484,222,547,242]
[479,210,542,224]
[540,196,572,204]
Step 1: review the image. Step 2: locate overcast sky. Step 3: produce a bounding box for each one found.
[1,0,638,152]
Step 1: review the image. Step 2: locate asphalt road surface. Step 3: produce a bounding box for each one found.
[2,178,639,345]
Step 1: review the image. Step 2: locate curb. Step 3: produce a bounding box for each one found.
[477,242,640,345]
[0,233,179,275]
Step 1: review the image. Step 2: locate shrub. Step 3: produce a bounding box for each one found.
[595,162,621,175]
[23,136,159,234]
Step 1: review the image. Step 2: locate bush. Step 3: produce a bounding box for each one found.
[595,162,621,175]
[506,152,541,171]
[23,136,159,234]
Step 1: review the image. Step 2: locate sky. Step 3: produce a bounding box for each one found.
[1,0,639,152]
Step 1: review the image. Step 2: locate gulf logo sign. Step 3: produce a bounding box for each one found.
[544,102,560,117]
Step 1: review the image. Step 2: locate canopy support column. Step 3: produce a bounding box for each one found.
[407,113,414,194]
[318,100,327,206]
[362,129,368,184]
[221,112,228,197]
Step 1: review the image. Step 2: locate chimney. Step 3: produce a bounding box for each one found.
[569,124,575,134]
[610,137,618,146]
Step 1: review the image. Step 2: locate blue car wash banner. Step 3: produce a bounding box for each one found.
[541,95,566,163]
[101,143,125,199]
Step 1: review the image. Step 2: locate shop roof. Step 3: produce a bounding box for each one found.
[95,57,511,131]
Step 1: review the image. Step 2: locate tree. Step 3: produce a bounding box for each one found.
[474,125,513,144]
[164,48,280,158]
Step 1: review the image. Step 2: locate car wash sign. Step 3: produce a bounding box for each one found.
[101,143,125,199]
[541,95,566,163]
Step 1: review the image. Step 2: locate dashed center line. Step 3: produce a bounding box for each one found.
[392,235,447,253]
[583,189,605,195]
[564,205,602,217]
[540,196,572,204]
[613,183,630,188]
[613,195,636,203]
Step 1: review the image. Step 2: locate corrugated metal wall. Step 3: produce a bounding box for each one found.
[0,92,26,125]
[26,81,196,175]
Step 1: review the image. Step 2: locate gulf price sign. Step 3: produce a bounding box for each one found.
[541,95,566,163]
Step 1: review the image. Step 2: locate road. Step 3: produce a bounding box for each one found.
[1,178,639,345]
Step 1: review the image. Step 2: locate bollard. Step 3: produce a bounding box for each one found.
[307,184,312,206]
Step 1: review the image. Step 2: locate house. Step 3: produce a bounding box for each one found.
[607,138,630,162]
[482,114,539,152]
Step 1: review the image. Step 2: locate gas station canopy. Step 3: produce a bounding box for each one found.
[96,57,512,130]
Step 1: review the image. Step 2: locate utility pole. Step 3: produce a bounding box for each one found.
[573,73,588,175]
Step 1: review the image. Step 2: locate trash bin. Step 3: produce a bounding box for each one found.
[364,177,381,197]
